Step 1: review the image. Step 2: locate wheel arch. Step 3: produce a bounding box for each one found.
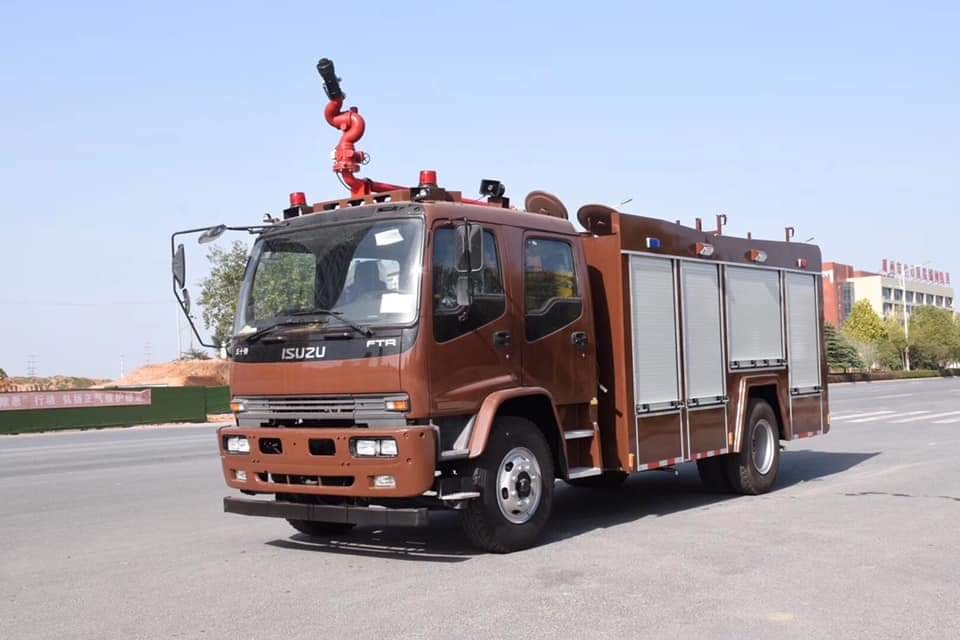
[733,377,789,452]
[467,387,568,479]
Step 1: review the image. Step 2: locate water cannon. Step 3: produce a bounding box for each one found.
[315,56,508,207]
[316,58,344,101]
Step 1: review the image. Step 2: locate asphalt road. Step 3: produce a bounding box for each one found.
[2,378,959,639]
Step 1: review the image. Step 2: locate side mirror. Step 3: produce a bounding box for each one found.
[198,224,227,244]
[456,222,483,272]
[173,244,186,289]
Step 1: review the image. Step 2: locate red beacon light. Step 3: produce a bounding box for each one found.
[289,192,307,207]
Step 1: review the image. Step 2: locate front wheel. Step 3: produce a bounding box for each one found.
[724,399,781,495]
[460,417,555,553]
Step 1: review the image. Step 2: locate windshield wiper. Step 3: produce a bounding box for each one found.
[282,309,374,337]
[240,319,321,344]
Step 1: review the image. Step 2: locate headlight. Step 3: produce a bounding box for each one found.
[379,439,398,456]
[226,436,250,454]
[355,439,379,457]
[352,438,398,458]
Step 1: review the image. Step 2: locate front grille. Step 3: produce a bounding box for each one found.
[236,394,408,426]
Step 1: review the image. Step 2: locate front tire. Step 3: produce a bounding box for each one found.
[460,416,555,553]
[724,399,781,495]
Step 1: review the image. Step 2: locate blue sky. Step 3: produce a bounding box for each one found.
[1,1,957,378]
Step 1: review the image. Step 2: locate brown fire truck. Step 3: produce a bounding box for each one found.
[172,58,829,553]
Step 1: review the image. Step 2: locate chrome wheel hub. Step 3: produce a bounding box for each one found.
[751,418,775,475]
[496,447,542,524]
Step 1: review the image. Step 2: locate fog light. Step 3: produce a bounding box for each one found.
[355,439,378,457]
[227,436,250,454]
[373,475,396,489]
[379,439,398,457]
[234,470,247,482]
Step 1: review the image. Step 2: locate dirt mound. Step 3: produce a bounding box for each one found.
[3,376,109,392]
[108,360,230,388]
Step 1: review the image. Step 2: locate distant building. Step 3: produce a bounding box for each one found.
[822,260,954,326]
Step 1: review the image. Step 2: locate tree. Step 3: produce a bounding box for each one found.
[0,367,6,379]
[843,300,885,343]
[842,300,886,369]
[877,318,907,370]
[825,323,864,372]
[909,306,960,369]
[198,240,250,346]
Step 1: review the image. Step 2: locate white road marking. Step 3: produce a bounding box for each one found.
[848,412,900,423]
[887,411,932,423]
[834,411,895,421]
[858,393,915,401]
[933,416,960,424]
[893,411,960,424]
[0,434,214,456]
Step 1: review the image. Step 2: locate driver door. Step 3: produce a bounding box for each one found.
[428,222,521,416]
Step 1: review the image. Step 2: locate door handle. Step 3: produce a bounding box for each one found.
[493,330,512,347]
[571,331,588,348]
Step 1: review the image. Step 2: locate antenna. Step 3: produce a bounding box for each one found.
[785,226,795,242]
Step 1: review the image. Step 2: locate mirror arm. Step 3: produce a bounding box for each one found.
[169,226,262,351]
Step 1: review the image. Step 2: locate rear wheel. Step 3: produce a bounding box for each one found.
[724,399,781,495]
[460,416,555,553]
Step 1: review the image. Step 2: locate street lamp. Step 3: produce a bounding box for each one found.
[896,260,931,371]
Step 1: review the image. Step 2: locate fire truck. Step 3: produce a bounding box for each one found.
[172,58,829,553]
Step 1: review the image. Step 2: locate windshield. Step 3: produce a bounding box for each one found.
[233,218,424,336]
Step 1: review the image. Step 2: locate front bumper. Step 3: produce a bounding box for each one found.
[223,496,429,527]
[218,425,437,498]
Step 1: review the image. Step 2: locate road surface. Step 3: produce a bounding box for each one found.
[2,378,959,639]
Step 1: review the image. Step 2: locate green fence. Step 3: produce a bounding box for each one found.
[0,386,231,434]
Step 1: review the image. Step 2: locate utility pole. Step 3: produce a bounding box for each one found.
[26,354,37,377]
[899,266,910,372]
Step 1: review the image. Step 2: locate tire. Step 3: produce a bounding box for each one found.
[696,456,733,492]
[566,470,628,489]
[277,494,355,538]
[724,399,781,495]
[460,416,555,553]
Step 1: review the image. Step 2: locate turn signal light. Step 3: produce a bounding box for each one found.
[384,398,410,412]
[230,400,246,413]
[748,249,768,263]
[695,242,715,257]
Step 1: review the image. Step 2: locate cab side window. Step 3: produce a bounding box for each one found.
[433,227,506,342]
[524,238,582,341]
